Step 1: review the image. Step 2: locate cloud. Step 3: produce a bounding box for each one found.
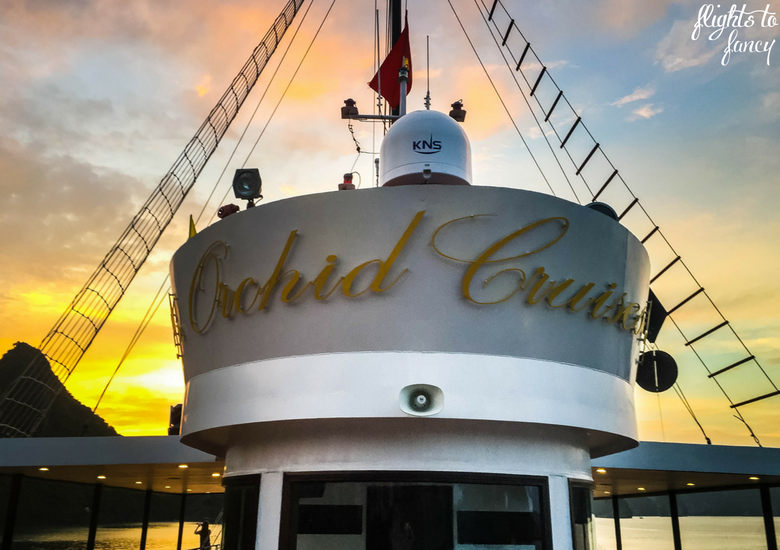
[655,18,719,72]
[527,126,555,140]
[629,103,664,120]
[596,0,699,35]
[612,85,655,107]
[762,92,780,119]
[519,60,570,72]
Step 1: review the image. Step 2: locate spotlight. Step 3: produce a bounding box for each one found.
[449,100,466,122]
[232,168,262,207]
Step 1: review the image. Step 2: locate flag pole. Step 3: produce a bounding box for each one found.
[390,0,402,116]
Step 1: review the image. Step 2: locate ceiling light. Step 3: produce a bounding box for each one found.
[638,487,646,491]
[212,473,220,477]
[604,491,611,494]
[178,464,188,469]
[135,481,142,485]
[187,489,192,492]
[165,486,171,489]
[38,467,49,471]
[749,476,760,481]
[97,475,106,480]
[687,483,695,486]
[596,468,607,474]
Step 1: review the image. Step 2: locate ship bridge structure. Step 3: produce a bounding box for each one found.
[0,0,779,549]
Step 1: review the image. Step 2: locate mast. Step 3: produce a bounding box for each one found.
[390,0,403,117]
[0,0,307,438]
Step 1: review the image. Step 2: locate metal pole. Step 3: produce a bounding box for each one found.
[390,0,402,117]
[176,493,187,550]
[669,491,683,550]
[611,495,622,550]
[760,484,778,550]
[139,489,153,550]
[398,66,409,117]
[1,474,22,550]
[86,483,102,550]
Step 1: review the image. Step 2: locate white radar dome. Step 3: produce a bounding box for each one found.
[380,110,472,187]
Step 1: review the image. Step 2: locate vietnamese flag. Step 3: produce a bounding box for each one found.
[368,12,412,109]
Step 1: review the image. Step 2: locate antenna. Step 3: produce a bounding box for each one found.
[424,35,431,110]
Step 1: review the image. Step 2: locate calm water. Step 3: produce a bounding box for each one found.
[10,522,217,550]
[8,517,778,549]
[595,516,778,550]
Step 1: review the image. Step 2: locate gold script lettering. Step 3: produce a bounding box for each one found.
[188,241,228,333]
[460,217,569,304]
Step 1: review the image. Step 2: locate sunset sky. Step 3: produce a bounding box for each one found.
[0,0,778,445]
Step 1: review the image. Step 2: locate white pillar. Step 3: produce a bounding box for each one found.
[549,474,574,550]
[255,471,284,550]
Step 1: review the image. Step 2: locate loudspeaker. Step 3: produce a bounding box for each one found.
[399,384,444,416]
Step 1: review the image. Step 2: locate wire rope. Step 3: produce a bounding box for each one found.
[89,0,321,414]
[444,0,557,196]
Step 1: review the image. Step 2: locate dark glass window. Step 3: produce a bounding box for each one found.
[283,475,548,550]
[222,475,260,550]
[12,476,93,548]
[570,485,594,550]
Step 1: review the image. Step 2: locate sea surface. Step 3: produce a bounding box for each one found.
[594,516,779,550]
[9,522,213,550]
[8,517,779,549]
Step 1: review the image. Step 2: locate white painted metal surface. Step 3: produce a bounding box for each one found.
[380,110,472,186]
[170,185,649,457]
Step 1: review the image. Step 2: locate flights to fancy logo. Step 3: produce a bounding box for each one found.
[692,4,777,65]
[412,135,442,154]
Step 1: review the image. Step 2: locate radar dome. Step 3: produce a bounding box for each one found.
[380,110,472,187]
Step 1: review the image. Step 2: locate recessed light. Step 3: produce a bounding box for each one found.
[638,487,646,491]
[38,467,49,471]
[97,475,106,480]
[135,481,142,485]
[596,468,607,474]
[212,473,220,477]
[206,491,210,494]
[187,489,192,492]
[687,483,695,486]
[165,486,171,489]
[178,464,189,469]
[604,491,611,494]
[749,476,760,481]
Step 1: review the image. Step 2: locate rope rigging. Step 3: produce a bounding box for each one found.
[474,0,777,445]
[90,0,339,415]
[0,0,309,438]
[445,0,558,197]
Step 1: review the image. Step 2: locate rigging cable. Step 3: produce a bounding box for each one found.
[479,0,775,445]
[473,0,580,203]
[444,0,557,197]
[209,0,339,222]
[672,383,712,445]
[90,0,319,412]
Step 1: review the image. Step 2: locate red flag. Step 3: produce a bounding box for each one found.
[368,13,412,109]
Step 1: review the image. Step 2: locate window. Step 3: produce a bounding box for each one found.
[570,484,595,550]
[281,473,550,550]
[222,475,260,550]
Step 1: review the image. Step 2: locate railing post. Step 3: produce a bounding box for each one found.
[177,493,187,550]
[669,491,682,550]
[86,483,102,550]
